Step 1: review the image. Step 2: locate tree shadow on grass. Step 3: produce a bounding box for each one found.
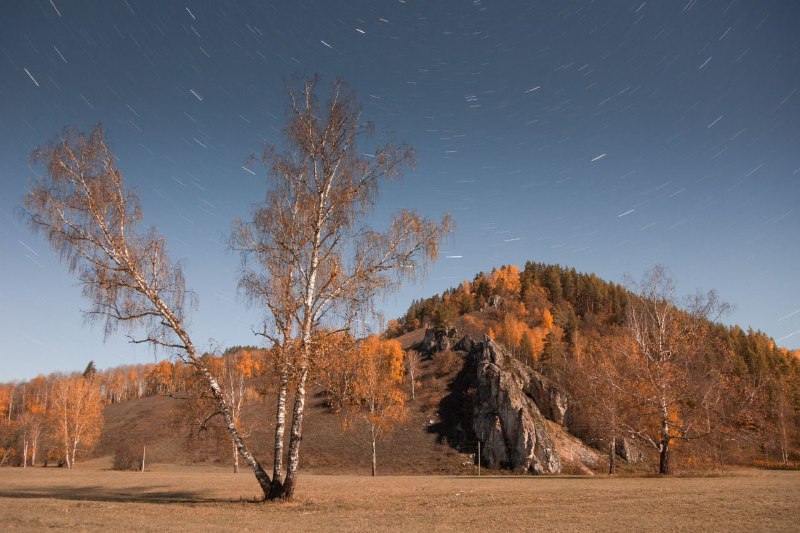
[0,484,239,504]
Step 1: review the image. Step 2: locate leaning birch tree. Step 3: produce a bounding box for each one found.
[232,76,451,499]
[23,126,272,496]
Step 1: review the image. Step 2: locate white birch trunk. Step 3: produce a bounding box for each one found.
[371,423,377,477]
[282,366,309,498]
[232,439,239,474]
[71,436,79,469]
[271,369,289,495]
[282,186,326,499]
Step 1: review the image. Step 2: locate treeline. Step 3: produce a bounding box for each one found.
[0,368,103,469]
[0,348,266,469]
[0,338,411,476]
[390,261,800,470]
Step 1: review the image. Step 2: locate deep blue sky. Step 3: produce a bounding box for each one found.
[1,1,798,381]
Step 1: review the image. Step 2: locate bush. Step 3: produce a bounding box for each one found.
[112,443,141,471]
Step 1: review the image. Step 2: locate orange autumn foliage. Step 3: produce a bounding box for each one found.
[0,385,10,422]
[321,335,408,474]
[49,374,104,468]
[491,264,521,296]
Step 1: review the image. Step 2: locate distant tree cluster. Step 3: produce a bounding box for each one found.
[0,370,103,468]
[0,348,272,470]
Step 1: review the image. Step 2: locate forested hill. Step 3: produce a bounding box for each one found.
[388,261,799,467]
[391,261,798,378]
[1,261,797,472]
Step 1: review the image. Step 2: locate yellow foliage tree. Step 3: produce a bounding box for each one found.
[343,336,408,476]
[220,350,261,474]
[147,360,174,394]
[491,264,521,296]
[49,374,104,468]
[0,384,10,423]
[541,309,554,330]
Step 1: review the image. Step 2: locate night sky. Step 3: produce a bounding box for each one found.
[1,1,798,381]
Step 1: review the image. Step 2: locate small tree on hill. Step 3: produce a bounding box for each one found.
[340,336,408,476]
[406,349,421,401]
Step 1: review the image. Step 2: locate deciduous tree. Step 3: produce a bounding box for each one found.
[406,349,421,401]
[218,351,261,474]
[232,76,450,498]
[24,126,272,495]
[339,336,408,476]
[49,374,104,468]
[624,265,729,474]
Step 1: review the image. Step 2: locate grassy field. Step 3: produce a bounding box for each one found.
[1,465,798,531]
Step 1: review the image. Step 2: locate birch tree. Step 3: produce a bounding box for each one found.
[232,76,451,499]
[569,331,637,474]
[191,351,261,474]
[49,374,103,468]
[406,349,421,401]
[19,387,46,468]
[23,126,272,495]
[349,336,408,476]
[625,265,729,474]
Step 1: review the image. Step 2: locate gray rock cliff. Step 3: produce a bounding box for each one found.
[473,338,562,474]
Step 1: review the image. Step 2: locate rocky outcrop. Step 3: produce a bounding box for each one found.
[473,338,561,474]
[521,366,571,426]
[487,295,504,308]
[452,334,476,353]
[420,326,458,354]
[546,420,603,475]
[616,437,645,464]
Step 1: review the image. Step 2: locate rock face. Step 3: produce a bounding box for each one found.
[487,295,504,308]
[616,437,645,464]
[522,369,571,426]
[473,338,562,474]
[420,326,457,354]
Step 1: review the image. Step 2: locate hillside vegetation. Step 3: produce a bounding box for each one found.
[1,261,798,475]
[390,262,800,471]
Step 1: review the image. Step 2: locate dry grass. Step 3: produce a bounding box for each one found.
[1,466,798,531]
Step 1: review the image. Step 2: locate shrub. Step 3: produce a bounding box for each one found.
[112,443,141,471]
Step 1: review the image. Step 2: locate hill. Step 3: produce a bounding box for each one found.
[2,261,798,475]
[389,262,800,473]
[87,326,638,476]
[88,328,472,475]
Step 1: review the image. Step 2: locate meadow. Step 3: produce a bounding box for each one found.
[1,465,798,531]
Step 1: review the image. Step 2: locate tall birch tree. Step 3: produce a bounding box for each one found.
[232,76,451,499]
